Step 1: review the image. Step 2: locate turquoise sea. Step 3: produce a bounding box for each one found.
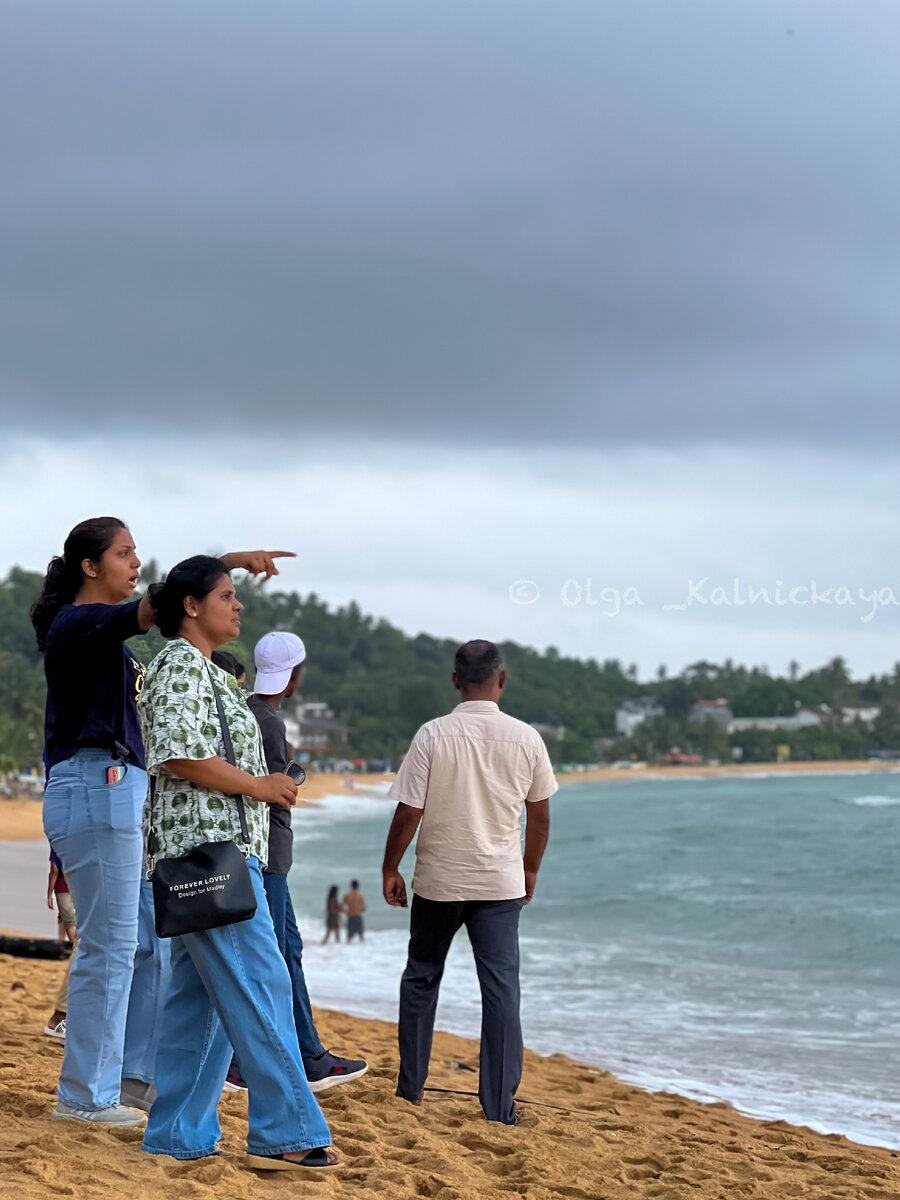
[287,771,900,1149]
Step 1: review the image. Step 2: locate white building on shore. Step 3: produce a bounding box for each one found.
[728,708,822,734]
[615,698,664,738]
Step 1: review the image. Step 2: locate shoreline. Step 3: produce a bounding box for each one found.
[555,758,900,785]
[2,760,895,845]
[2,956,899,1198]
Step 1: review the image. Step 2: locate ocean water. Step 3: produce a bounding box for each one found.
[287,772,900,1149]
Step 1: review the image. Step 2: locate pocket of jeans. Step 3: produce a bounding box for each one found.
[87,772,144,830]
[43,780,74,843]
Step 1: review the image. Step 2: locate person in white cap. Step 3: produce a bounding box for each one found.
[225,631,368,1094]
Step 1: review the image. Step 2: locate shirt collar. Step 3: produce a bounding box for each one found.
[452,700,500,713]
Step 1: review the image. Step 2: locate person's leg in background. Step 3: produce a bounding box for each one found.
[397,896,465,1104]
[226,870,295,1087]
[44,889,77,1039]
[56,889,76,942]
[465,898,525,1125]
[43,751,145,1121]
[121,877,172,1109]
[268,875,325,1060]
[264,872,367,1093]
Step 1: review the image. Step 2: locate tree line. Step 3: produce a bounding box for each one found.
[1,565,898,771]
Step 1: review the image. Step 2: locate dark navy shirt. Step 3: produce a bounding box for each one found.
[44,601,147,769]
[247,694,293,875]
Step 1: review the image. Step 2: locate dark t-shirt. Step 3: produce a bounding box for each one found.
[247,694,293,875]
[44,601,146,770]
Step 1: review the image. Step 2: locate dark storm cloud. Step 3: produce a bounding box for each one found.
[1,0,897,442]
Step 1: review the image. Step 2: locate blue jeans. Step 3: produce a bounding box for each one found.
[143,858,331,1160]
[122,879,171,1084]
[262,872,326,1062]
[42,749,146,1111]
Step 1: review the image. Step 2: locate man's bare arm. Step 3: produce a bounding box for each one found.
[381,802,423,907]
[523,798,550,904]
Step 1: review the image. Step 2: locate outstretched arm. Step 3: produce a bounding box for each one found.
[137,552,293,629]
[381,802,423,907]
[523,798,550,904]
[221,550,296,581]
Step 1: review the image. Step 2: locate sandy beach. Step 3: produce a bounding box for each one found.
[555,759,900,785]
[3,953,900,1200]
[3,766,900,1198]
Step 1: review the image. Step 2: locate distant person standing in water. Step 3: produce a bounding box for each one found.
[342,881,366,942]
[322,885,341,944]
[382,639,556,1125]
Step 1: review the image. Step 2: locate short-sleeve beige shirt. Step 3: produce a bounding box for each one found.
[388,700,558,902]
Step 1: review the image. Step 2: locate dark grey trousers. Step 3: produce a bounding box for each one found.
[398,894,525,1124]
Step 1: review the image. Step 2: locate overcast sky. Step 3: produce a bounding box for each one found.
[1,1,898,678]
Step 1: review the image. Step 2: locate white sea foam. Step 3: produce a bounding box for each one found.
[297,921,900,1151]
[843,794,900,807]
[297,783,394,826]
[630,768,900,785]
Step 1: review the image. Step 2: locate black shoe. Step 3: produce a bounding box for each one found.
[225,1070,248,1090]
[304,1051,368,1094]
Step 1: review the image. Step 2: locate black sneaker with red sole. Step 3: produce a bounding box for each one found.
[304,1051,368,1094]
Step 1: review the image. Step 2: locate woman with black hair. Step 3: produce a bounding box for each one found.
[33,518,290,1126]
[322,884,342,944]
[139,557,335,1168]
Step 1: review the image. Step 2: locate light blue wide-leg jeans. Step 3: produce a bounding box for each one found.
[143,858,331,1160]
[42,749,145,1111]
[122,878,172,1084]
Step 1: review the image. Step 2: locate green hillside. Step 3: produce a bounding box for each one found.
[1,566,898,770]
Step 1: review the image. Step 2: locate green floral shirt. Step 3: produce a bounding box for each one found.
[139,638,269,866]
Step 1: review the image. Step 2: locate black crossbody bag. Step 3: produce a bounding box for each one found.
[149,662,258,939]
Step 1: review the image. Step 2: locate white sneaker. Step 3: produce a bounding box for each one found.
[52,1101,147,1127]
[43,1018,66,1041]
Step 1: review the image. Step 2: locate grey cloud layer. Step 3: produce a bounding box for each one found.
[2,0,898,441]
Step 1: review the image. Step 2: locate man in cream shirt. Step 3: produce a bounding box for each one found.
[382,640,556,1125]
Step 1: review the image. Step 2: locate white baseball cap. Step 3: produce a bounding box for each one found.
[253,631,306,695]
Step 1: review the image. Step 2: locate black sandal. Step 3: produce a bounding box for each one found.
[246,1148,334,1170]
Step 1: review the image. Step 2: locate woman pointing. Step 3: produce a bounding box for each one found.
[32,516,291,1125]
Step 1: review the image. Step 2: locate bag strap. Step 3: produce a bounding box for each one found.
[205,661,251,846]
